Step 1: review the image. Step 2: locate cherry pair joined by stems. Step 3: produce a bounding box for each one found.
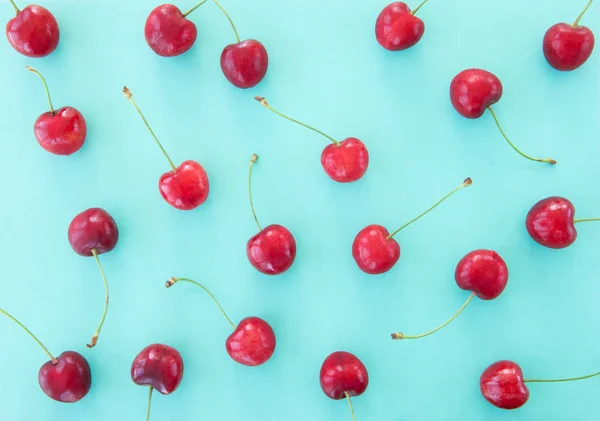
[123,86,209,210]
[353,177,472,275]
[255,97,369,183]
[6,0,59,57]
[166,277,276,366]
[375,0,430,51]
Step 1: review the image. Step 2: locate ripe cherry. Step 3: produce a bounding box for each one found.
[255,97,369,183]
[166,277,276,366]
[375,0,429,51]
[123,87,209,210]
[6,0,59,57]
[353,178,471,275]
[450,69,556,165]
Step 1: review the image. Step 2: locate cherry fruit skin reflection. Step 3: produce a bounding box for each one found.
[39,351,92,403]
[6,3,59,57]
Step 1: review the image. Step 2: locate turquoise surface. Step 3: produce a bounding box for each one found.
[0,0,598,419]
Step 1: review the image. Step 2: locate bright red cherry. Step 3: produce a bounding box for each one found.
[320,351,368,419]
[255,97,369,183]
[353,178,471,275]
[68,207,118,348]
[123,87,209,210]
[450,69,556,165]
[27,66,86,155]
[166,277,276,366]
[6,1,59,57]
[375,1,428,51]
[543,0,595,71]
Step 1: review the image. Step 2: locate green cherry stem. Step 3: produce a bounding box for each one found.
[391,292,475,340]
[411,0,429,15]
[87,249,109,348]
[123,87,177,172]
[183,0,209,17]
[574,218,600,223]
[26,66,55,114]
[248,154,262,231]
[0,307,57,363]
[573,0,593,27]
[9,0,19,13]
[345,392,357,421]
[166,277,236,330]
[255,96,341,146]
[146,386,153,421]
[386,177,472,240]
[211,0,241,43]
[524,371,600,383]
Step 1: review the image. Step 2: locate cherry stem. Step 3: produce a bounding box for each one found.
[166,277,236,330]
[573,0,593,27]
[146,386,153,421]
[488,107,556,165]
[123,87,177,172]
[574,218,600,223]
[524,371,600,383]
[87,249,109,348]
[411,0,429,15]
[183,0,209,17]
[26,66,55,115]
[345,392,357,421]
[211,0,241,43]
[391,292,475,340]
[0,307,57,363]
[387,177,472,240]
[248,154,262,231]
[254,97,341,146]
[8,0,19,13]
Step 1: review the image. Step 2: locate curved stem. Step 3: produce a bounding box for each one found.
[345,392,357,421]
[391,292,475,340]
[488,107,556,165]
[123,87,177,172]
[573,0,593,26]
[9,0,19,14]
[387,177,472,240]
[212,0,240,43]
[248,154,262,231]
[183,0,208,17]
[255,97,340,146]
[0,307,56,363]
[26,66,54,114]
[87,249,109,348]
[146,386,153,421]
[411,0,429,15]
[574,218,600,223]
[525,371,600,383]
[166,277,236,330]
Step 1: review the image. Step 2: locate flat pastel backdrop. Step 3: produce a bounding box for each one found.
[0,0,598,419]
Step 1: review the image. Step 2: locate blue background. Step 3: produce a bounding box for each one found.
[0,0,598,420]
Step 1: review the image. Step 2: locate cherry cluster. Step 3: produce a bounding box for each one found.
[2,0,598,419]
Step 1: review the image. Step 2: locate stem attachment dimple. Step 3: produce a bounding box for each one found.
[212,0,241,43]
[345,392,357,421]
[26,66,55,115]
[183,0,209,17]
[248,154,262,231]
[254,97,340,146]
[0,307,57,363]
[524,371,600,383]
[87,249,109,348]
[573,0,593,27]
[574,218,600,224]
[411,0,429,15]
[386,177,472,240]
[146,386,153,421]
[9,0,19,14]
[123,87,177,172]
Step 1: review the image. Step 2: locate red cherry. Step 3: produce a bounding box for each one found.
[221,39,269,89]
[353,178,472,275]
[480,361,529,410]
[320,351,368,419]
[6,2,59,57]
[375,1,427,51]
[255,97,369,183]
[27,66,86,156]
[123,87,210,210]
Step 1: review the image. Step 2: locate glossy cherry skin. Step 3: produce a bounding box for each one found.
[6,5,59,57]
[145,4,197,57]
[455,250,508,300]
[543,23,595,71]
[159,160,209,210]
[321,138,369,183]
[38,351,91,403]
[375,2,425,51]
[34,106,86,155]
[68,208,119,257]
[247,224,296,275]
[526,196,577,249]
[225,317,276,366]
[320,351,369,400]
[352,225,400,275]
[220,39,268,89]
[131,344,184,394]
[480,360,529,410]
[450,69,503,119]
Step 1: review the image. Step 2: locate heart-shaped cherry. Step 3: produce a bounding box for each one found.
[6,1,59,57]
[320,351,368,420]
[353,178,471,275]
[375,1,428,51]
[166,277,276,366]
[68,207,118,348]
[26,66,86,155]
[131,344,183,420]
[450,69,556,165]
[543,0,595,71]
[123,87,209,210]
[144,1,208,57]
[0,307,91,402]
[255,97,369,183]
[481,360,600,410]
[391,249,508,339]
[246,154,296,275]
[526,196,600,249]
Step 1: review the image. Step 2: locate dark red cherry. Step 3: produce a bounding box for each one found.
[225,316,276,366]
[375,2,425,51]
[246,224,296,275]
[6,3,59,57]
[145,4,199,57]
[159,159,209,210]
[321,138,369,183]
[480,360,529,410]
[352,225,400,275]
[526,196,577,249]
[450,69,502,119]
[68,208,119,257]
[131,344,184,394]
[320,351,369,400]
[455,249,508,300]
[38,351,92,403]
[221,39,268,89]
